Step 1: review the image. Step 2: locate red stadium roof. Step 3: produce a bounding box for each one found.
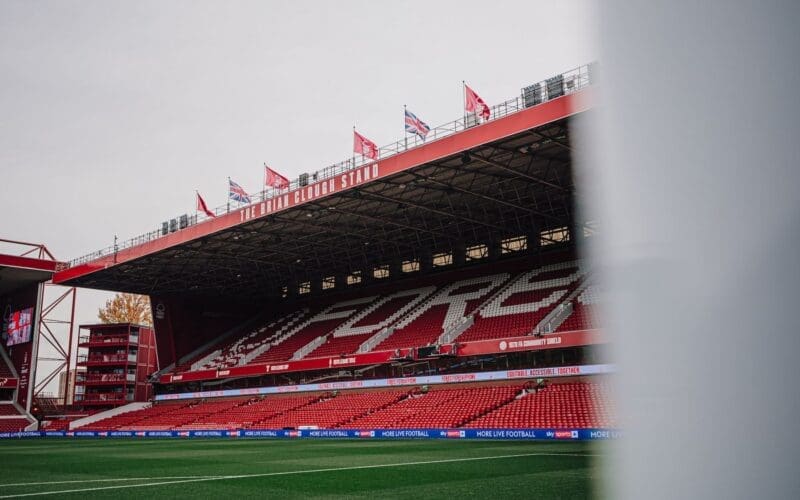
[54,68,593,301]
[0,239,64,295]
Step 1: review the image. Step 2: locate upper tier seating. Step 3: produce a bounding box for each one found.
[373,272,511,351]
[455,261,587,342]
[304,288,434,359]
[185,309,308,372]
[556,284,601,332]
[167,255,591,376]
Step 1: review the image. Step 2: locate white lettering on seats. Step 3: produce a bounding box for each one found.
[308,295,378,323]
[480,262,584,318]
[393,273,510,332]
[333,287,436,337]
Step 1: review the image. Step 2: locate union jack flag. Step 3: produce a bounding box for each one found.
[228,179,251,204]
[404,109,430,140]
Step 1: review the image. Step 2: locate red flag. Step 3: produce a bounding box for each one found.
[353,130,379,160]
[196,192,215,218]
[465,84,490,121]
[264,165,290,189]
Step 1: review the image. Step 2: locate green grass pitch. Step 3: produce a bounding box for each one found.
[0,439,601,499]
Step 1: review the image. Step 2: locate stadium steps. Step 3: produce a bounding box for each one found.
[455,389,524,427]
[453,262,587,343]
[437,271,523,344]
[555,282,601,332]
[357,285,445,353]
[242,308,313,365]
[298,287,436,360]
[190,309,308,371]
[534,274,592,333]
[183,312,280,371]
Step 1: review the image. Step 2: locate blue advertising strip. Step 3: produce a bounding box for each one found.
[154,363,615,402]
[0,428,621,440]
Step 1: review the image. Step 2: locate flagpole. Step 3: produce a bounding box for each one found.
[462,80,467,130]
[352,125,356,169]
[262,163,266,202]
[403,105,408,150]
[226,177,230,213]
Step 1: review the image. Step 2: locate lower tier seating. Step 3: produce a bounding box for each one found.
[0,418,30,432]
[73,379,614,430]
[464,381,615,428]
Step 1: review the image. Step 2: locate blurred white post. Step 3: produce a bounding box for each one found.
[584,1,800,498]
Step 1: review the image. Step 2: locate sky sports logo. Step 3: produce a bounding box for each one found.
[554,430,579,439]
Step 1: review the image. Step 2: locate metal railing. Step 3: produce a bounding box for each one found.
[67,63,594,268]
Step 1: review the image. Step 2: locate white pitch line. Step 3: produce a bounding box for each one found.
[0,476,225,488]
[0,452,598,498]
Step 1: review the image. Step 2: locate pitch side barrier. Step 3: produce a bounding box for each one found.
[0,429,621,440]
[154,363,615,402]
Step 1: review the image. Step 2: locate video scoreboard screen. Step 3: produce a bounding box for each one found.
[6,307,33,347]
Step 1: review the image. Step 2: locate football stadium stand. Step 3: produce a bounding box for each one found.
[159,255,594,380]
[44,64,610,436]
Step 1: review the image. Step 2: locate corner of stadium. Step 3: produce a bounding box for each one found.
[0,65,613,498]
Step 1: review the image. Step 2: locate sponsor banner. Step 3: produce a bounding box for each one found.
[0,428,620,440]
[0,431,41,439]
[457,330,605,357]
[240,430,283,438]
[156,363,615,402]
[160,332,604,385]
[189,430,228,438]
[147,431,178,438]
[72,431,99,437]
[161,350,396,384]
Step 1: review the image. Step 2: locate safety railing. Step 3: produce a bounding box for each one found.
[67,63,594,268]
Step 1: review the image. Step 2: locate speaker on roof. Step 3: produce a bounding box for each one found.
[161,221,169,236]
[587,61,598,84]
[179,214,188,229]
[522,83,542,108]
[546,75,564,100]
[169,218,178,233]
[299,173,309,186]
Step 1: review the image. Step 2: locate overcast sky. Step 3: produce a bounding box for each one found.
[0,0,595,387]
